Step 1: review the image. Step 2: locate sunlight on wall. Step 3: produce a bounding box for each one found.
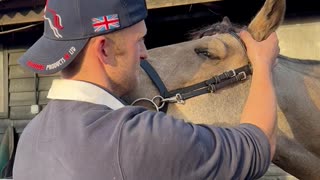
[277,17,320,60]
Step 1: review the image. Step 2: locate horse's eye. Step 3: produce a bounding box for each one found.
[194,48,212,58]
[194,48,219,60]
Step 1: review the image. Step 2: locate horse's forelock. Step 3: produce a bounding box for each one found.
[188,20,244,40]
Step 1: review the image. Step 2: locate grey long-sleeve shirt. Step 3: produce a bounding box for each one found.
[13,80,270,180]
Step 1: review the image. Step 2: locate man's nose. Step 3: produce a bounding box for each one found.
[140,42,148,60]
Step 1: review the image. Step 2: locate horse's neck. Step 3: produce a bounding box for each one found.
[274,56,320,147]
[274,56,320,116]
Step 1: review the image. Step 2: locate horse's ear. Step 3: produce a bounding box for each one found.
[221,17,232,27]
[248,0,286,41]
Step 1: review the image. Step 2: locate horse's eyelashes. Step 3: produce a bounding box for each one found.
[194,48,209,59]
[194,48,219,60]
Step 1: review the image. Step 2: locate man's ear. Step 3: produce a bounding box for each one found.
[93,36,114,65]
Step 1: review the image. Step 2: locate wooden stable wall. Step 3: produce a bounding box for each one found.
[0,0,222,26]
[146,0,220,9]
[8,51,53,120]
[0,47,59,137]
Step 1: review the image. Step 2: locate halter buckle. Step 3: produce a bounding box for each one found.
[208,84,216,93]
[237,71,247,81]
[225,69,236,78]
[162,93,185,104]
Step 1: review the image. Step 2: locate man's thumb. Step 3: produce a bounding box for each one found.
[239,30,253,44]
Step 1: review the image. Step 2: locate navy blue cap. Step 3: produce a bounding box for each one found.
[18,0,148,74]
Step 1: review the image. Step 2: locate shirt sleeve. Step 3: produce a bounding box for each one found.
[117,107,271,180]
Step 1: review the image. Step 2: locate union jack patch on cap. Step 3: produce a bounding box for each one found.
[92,14,120,33]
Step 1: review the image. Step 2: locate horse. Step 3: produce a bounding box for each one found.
[123,0,320,179]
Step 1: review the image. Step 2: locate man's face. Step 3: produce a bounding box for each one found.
[109,21,148,96]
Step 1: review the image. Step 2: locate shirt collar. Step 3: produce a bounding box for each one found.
[47,79,125,110]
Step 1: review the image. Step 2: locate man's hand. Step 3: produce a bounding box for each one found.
[240,31,279,71]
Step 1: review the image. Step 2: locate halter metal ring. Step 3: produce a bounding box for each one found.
[131,98,160,112]
[152,95,166,110]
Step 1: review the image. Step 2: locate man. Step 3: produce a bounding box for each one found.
[13,0,279,179]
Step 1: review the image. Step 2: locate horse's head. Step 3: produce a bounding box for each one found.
[123,0,286,123]
[185,0,286,75]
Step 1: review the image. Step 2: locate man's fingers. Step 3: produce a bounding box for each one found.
[239,30,253,45]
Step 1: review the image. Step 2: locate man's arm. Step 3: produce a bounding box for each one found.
[118,107,271,179]
[239,31,279,158]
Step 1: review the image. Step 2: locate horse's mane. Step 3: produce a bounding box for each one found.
[278,54,320,65]
[188,17,243,40]
[278,54,320,78]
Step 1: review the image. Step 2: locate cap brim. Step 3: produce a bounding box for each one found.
[18,35,89,74]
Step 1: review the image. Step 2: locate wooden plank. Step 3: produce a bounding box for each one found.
[0,45,5,116]
[9,65,60,79]
[0,45,8,118]
[146,0,221,9]
[1,1,221,26]
[10,91,49,106]
[9,64,33,79]
[260,163,298,180]
[12,120,31,134]
[8,50,60,78]
[0,0,44,12]
[0,120,30,134]
[10,106,35,120]
[9,106,45,120]
[259,176,298,180]
[9,78,35,93]
[0,7,44,26]
[9,76,58,93]
[8,51,26,65]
